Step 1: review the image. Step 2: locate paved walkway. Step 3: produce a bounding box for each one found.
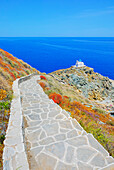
[19,75,114,170]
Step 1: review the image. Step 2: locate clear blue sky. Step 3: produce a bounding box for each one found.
[0,0,114,37]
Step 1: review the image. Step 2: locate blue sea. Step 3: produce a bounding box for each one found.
[0,37,114,80]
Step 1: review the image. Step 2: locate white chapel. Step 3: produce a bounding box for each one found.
[76,59,85,67]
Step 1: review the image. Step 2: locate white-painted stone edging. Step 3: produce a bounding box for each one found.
[3,73,38,170]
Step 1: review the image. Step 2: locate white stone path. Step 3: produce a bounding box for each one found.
[19,75,114,170]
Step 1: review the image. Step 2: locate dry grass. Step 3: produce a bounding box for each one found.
[0,75,11,91]
[45,75,91,104]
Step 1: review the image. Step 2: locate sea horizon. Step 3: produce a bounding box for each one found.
[0,36,114,37]
[0,37,114,80]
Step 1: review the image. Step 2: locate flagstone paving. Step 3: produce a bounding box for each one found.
[19,75,114,170]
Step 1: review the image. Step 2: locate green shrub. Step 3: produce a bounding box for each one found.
[106,120,114,126]
[26,70,31,74]
[82,112,85,115]
[0,135,5,144]
[0,101,10,110]
[14,62,19,68]
[9,61,14,67]
[20,72,26,77]
[45,89,55,96]
[93,108,106,115]
[13,71,18,78]
[4,57,10,62]
[7,91,13,101]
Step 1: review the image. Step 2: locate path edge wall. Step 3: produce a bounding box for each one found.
[3,72,38,170]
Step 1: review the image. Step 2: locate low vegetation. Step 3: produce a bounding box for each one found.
[0,48,39,168]
[38,75,114,157]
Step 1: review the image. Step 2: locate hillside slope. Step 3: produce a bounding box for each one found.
[37,67,114,157]
[0,48,39,92]
[0,48,40,168]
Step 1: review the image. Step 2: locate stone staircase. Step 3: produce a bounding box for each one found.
[3,74,114,170]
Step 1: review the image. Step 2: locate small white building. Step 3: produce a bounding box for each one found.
[76,60,85,67]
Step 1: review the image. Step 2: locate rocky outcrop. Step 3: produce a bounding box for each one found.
[51,66,114,102]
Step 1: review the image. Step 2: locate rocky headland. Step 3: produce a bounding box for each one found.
[49,66,114,113]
